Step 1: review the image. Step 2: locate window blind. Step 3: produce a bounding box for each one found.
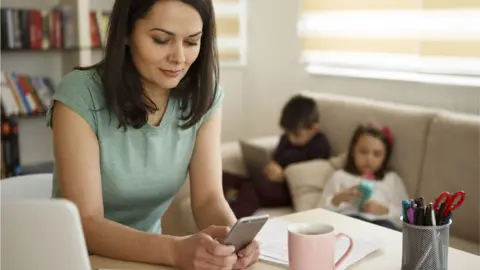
[214,0,246,65]
[298,0,480,77]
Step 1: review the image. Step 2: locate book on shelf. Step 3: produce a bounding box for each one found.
[90,10,111,48]
[1,106,21,178]
[97,11,110,48]
[1,6,111,51]
[0,71,55,118]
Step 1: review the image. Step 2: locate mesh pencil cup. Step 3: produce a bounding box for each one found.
[401,217,452,270]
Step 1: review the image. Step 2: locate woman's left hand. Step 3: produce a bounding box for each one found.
[233,240,260,269]
[362,200,389,215]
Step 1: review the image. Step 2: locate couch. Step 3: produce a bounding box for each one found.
[162,91,480,255]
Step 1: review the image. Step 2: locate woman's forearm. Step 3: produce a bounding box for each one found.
[82,215,179,266]
[194,196,237,230]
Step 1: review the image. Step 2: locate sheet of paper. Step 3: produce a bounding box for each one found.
[256,219,382,270]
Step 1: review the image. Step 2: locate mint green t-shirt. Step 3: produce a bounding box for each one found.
[46,69,223,233]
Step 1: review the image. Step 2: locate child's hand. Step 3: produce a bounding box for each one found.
[361,200,389,215]
[332,185,362,206]
[263,162,284,182]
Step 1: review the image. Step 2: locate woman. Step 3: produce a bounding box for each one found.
[47,0,259,269]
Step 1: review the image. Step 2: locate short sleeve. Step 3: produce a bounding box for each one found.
[199,86,224,126]
[46,70,98,135]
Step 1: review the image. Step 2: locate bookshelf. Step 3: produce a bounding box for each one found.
[1,0,111,178]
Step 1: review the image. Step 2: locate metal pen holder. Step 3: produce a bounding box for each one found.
[401,218,451,270]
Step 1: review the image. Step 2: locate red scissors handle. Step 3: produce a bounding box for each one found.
[433,192,451,211]
[436,191,466,219]
[446,191,465,212]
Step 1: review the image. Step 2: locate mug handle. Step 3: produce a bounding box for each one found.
[334,233,354,268]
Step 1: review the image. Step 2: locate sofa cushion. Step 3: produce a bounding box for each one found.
[300,91,437,198]
[285,159,336,212]
[417,111,480,244]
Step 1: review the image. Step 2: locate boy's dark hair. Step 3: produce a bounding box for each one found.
[344,124,393,180]
[279,95,320,132]
[77,0,219,130]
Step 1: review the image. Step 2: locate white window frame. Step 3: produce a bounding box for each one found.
[298,9,480,87]
[215,0,248,67]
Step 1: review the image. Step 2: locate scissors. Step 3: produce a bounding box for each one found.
[433,191,465,219]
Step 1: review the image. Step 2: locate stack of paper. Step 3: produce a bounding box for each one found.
[256,219,382,270]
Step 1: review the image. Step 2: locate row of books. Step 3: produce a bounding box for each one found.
[1,6,111,50]
[0,71,55,117]
[1,110,21,178]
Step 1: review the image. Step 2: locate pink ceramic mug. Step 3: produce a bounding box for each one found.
[288,223,354,270]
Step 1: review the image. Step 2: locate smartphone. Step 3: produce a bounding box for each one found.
[223,214,269,253]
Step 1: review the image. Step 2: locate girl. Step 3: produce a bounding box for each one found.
[319,123,409,230]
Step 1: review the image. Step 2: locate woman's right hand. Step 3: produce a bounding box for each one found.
[174,225,238,270]
[332,185,362,206]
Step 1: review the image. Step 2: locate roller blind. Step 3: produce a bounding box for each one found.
[214,0,247,64]
[298,0,480,77]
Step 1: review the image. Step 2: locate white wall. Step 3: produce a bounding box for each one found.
[219,68,245,141]
[301,74,480,116]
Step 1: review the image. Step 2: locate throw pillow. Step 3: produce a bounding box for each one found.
[284,159,336,212]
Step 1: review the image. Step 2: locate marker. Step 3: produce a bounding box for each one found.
[408,207,415,225]
[415,206,425,226]
[402,200,410,222]
[435,202,446,224]
[417,196,425,208]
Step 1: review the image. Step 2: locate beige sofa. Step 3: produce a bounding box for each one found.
[163,91,480,255]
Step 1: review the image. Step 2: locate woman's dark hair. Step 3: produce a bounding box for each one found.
[344,125,393,180]
[78,0,219,130]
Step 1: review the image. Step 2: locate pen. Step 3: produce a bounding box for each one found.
[418,196,425,208]
[424,204,432,226]
[407,206,415,225]
[415,204,441,270]
[430,204,441,268]
[415,206,425,226]
[435,202,445,224]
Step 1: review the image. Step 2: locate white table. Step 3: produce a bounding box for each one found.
[90,208,480,269]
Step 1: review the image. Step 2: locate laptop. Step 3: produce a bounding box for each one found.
[239,140,273,182]
[1,199,91,270]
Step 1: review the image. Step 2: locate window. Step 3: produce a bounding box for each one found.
[298,0,480,85]
[214,0,247,66]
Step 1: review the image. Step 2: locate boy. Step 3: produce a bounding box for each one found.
[264,95,332,182]
[224,95,332,217]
